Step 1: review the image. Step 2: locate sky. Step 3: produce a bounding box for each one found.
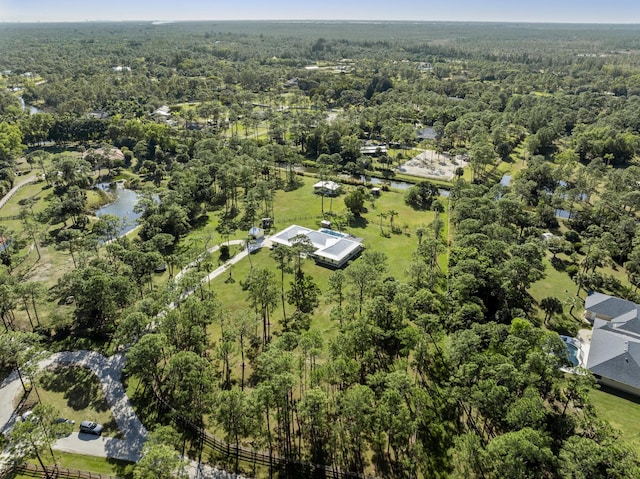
[2,0,640,24]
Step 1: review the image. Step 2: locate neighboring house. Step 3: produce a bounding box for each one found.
[313,180,341,196]
[584,292,636,322]
[271,224,363,268]
[360,145,388,155]
[584,292,640,396]
[152,105,171,122]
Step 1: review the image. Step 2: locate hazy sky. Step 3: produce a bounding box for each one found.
[1,0,640,24]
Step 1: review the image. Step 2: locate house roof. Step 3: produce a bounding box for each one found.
[584,292,637,318]
[587,318,640,389]
[315,238,362,262]
[271,225,313,246]
[313,180,340,191]
[271,224,362,266]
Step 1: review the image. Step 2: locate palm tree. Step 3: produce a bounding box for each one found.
[388,209,398,230]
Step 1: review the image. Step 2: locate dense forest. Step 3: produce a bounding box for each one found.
[2,21,640,479]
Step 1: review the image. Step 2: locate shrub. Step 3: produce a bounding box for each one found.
[565,264,578,278]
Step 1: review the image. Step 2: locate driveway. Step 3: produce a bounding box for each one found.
[0,350,147,462]
[0,174,38,211]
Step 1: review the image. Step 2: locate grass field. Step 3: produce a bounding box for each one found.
[31,366,122,438]
[590,386,640,455]
[16,452,133,478]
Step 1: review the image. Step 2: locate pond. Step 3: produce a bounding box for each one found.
[361,176,450,197]
[95,182,144,237]
[417,127,438,140]
[19,96,43,115]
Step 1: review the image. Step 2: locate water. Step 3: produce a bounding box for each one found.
[560,335,580,367]
[95,182,143,237]
[361,175,412,190]
[19,96,42,115]
[320,228,345,238]
[417,127,438,140]
[555,209,573,219]
[358,175,449,196]
[566,343,579,367]
[500,175,512,187]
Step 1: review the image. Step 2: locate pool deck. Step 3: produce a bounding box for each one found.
[559,330,591,372]
[576,328,592,367]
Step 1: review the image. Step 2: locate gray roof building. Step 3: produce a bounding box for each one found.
[584,292,637,321]
[271,224,363,268]
[585,293,640,395]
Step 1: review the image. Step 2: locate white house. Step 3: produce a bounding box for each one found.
[271,225,363,268]
[313,181,341,196]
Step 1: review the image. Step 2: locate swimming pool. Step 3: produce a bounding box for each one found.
[566,342,580,367]
[320,228,346,238]
[560,335,580,367]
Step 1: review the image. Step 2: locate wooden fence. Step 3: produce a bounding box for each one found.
[5,463,122,479]
[155,392,373,479]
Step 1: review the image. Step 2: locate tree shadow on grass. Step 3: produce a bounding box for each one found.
[596,384,640,406]
[40,366,109,412]
[550,256,569,271]
[106,457,135,479]
[122,375,164,428]
[348,216,369,229]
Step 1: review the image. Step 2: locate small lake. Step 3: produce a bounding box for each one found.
[95,182,143,237]
[360,175,450,196]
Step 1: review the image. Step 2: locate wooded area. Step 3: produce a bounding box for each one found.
[2,21,640,478]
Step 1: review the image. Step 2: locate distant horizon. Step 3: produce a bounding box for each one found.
[2,19,640,26]
[2,1,640,25]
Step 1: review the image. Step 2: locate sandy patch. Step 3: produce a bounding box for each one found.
[398,150,469,181]
[83,147,125,161]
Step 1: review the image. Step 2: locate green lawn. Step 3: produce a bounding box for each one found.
[33,366,122,438]
[18,452,133,478]
[590,386,640,455]
[0,180,49,218]
[199,177,445,388]
[530,255,580,306]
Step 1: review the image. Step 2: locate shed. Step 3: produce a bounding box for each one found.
[249,226,264,239]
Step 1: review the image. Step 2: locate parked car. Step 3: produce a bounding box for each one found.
[79,421,103,435]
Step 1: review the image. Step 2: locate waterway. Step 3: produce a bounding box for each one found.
[95,182,144,237]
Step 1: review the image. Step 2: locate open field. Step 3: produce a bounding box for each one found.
[32,366,122,439]
[590,386,640,456]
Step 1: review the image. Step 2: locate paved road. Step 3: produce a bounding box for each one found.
[168,237,272,310]
[0,173,38,211]
[46,351,148,461]
[175,239,247,282]
[0,350,146,462]
[0,244,261,477]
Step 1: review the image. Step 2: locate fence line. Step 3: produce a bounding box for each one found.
[154,392,373,479]
[8,463,123,479]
